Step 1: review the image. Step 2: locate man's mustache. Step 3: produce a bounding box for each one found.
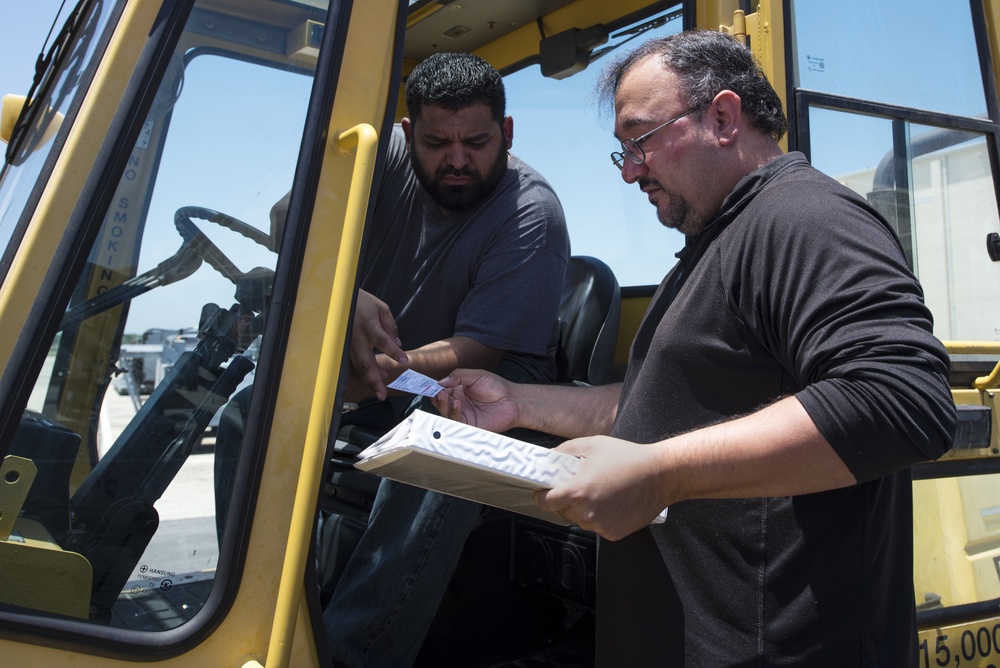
[638,177,662,191]
[436,166,478,180]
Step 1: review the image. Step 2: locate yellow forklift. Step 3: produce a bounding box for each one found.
[1,0,999,665]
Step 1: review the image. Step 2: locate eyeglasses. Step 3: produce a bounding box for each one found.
[610,106,703,170]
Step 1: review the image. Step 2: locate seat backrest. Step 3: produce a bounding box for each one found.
[555,256,621,385]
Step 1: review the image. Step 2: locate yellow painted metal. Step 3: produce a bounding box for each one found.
[0,94,22,142]
[915,460,1000,661]
[262,124,377,668]
[986,388,1000,444]
[0,0,398,665]
[219,0,398,661]
[697,0,740,33]
[0,518,92,619]
[915,387,1000,604]
[984,0,1000,114]
[0,454,89,622]
[615,295,649,367]
[0,455,34,539]
[953,388,986,404]
[981,389,1000,455]
[918,617,1000,667]
[913,476,974,608]
[945,341,1000,355]
[943,341,1000,391]
[0,95,63,147]
[974,363,1000,391]
[473,0,668,72]
[406,1,444,28]
[722,8,748,42]
[714,1,788,152]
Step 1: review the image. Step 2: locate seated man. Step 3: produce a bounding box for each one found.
[319,51,570,668]
[215,51,569,667]
[322,51,569,668]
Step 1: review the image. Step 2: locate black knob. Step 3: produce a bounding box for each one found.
[988,232,1000,262]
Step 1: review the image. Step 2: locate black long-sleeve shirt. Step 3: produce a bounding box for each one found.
[600,152,956,667]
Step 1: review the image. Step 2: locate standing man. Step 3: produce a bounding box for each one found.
[321,52,570,667]
[435,30,956,666]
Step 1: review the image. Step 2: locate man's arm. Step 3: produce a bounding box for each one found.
[435,371,854,541]
[388,336,504,387]
[435,368,622,438]
[533,395,855,539]
[345,336,504,403]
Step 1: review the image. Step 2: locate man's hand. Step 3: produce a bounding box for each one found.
[351,290,408,400]
[433,369,520,433]
[529,397,858,541]
[533,436,669,541]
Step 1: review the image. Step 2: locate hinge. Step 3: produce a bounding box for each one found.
[720,8,751,45]
[721,6,769,49]
[720,3,774,84]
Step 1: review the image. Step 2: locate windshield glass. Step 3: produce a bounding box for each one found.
[792,0,986,118]
[792,0,1000,343]
[4,0,321,636]
[0,0,115,283]
[504,7,684,288]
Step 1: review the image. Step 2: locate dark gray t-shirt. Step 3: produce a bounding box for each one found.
[359,126,570,382]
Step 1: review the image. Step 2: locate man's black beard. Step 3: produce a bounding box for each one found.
[410,147,508,213]
[639,176,706,234]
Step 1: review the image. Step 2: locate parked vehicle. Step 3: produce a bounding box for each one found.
[112,327,199,398]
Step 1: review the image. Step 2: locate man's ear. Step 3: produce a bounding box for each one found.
[711,90,741,146]
[502,115,513,150]
[401,117,413,145]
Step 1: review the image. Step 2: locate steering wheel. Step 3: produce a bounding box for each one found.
[61,207,277,330]
[173,206,275,285]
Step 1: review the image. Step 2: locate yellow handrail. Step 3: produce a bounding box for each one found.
[257,123,378,668]
[943,341,1000,355]
[974,362,1000,391]
[943,341,1000,391]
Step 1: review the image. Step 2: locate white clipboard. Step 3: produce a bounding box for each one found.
[355,410,667,526]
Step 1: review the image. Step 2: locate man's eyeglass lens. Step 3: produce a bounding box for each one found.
[611,107,701,170]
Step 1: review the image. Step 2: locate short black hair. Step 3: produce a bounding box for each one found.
[597,30,787,142]
[405,52,506,125]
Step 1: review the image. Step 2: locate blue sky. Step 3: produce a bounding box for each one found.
[0,2,67,102]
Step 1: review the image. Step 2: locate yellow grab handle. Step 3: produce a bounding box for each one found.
[261,123,378,668]
[943,341,1000,390]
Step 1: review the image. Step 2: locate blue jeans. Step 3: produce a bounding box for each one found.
[323,481,482,667]
[322,359,546,667]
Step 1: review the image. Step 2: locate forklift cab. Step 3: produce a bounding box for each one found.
[3,0,1000,666]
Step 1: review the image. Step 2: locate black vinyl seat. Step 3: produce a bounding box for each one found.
[554,255,621,386]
